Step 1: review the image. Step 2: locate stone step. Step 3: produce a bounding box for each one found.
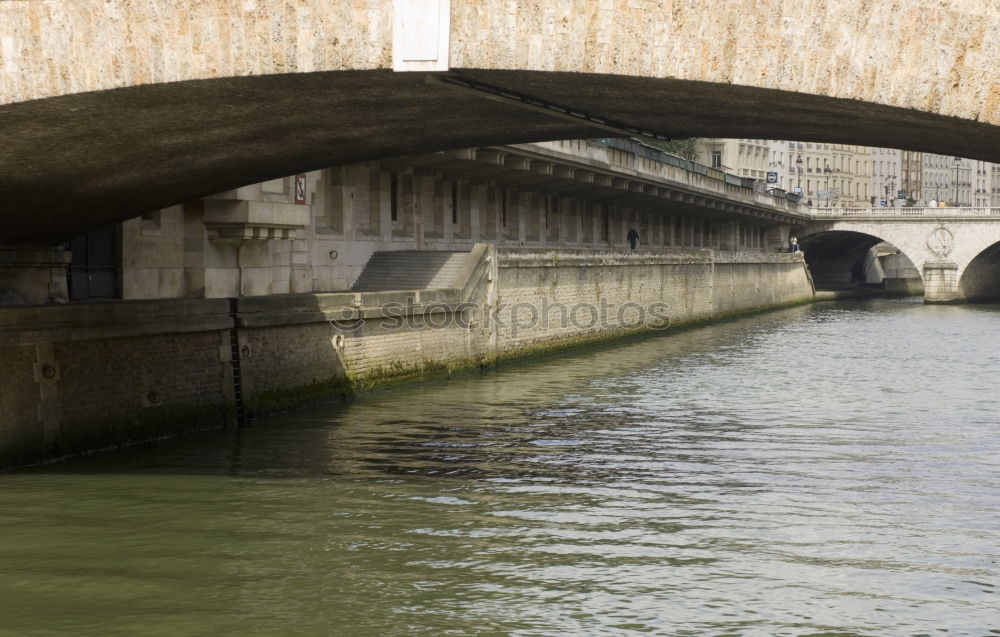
[352,250,471,292]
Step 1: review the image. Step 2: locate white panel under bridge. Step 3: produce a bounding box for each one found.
[800,207,1000,303]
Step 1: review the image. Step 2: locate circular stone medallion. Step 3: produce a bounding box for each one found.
[927,227,954,257]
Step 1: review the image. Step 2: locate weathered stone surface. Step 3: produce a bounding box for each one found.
[0,245,814,469]
[450,1,1000,127]
[0,1,998,247]
[2,1,996,126]
[0,246,70,305]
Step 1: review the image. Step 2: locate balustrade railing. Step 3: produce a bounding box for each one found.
[810,207,1000,218]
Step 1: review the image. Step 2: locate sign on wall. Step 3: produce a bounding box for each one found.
[294,174,306,205]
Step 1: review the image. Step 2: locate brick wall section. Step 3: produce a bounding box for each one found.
[243,323,342,397]
[54,331,227,449]
[337,318,475,379]
[238,293,483,414]
[0,298,232,468]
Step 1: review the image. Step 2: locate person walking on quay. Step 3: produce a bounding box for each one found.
[627,227,639,249]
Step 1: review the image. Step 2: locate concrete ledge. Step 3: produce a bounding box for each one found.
[497,247,714,267]
[234,289,468,328]
[0,298,232,345]
[713,251,806,264]
[814,289,887,301]
[0,245,72,266]
[496,248,805,268]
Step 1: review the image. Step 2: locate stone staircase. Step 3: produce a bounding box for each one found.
[351,250,471,292]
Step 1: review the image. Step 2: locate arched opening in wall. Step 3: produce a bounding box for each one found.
[799,231,922,295]
[959,242,1000,302]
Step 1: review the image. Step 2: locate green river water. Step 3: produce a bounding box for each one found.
[1,298,998,636]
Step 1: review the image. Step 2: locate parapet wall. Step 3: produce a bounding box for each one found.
[0,246,812,468]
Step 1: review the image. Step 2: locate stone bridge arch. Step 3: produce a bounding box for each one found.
[1,0,999,245]
[797,227,924,292]
[802,218,1000,302]
[960,240,1000,301]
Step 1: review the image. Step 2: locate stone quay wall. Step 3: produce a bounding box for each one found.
[0,246,812,469]
[0,299,234,466]
[494,249,813,358]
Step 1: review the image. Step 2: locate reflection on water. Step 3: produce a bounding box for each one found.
[2,298,999,636]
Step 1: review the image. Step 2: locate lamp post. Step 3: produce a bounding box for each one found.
[822,166,839,206]
[796,155,803,194]
[953,156,962,206]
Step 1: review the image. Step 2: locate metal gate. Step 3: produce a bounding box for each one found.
[68,225,118,300]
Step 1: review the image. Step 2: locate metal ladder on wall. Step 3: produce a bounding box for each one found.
[228,299,247,425]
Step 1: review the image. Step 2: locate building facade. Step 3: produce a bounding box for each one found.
[693,138,771,180]
[56,139,805,304]
[901,150,923,204]
[708,140,1000,208]
[871,147,903,206]
[923,154,972,206]
[974,161,992,207]
[778,142,872,207]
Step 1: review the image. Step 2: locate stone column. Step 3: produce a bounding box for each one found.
[923,261,960,303]
[719,222,740,252]
[0,245,70,305]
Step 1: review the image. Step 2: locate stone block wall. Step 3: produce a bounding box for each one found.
[0,245,813,469]
[0,345,44,464]
[0,299,233,468]
[712,252,816,315]
[53,332,228,450]
[494,249,713,354]
[235,289,490,416]
[494,248,813,357]
[923,262,961,303]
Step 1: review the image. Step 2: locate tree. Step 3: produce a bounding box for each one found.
[644,138,700,161]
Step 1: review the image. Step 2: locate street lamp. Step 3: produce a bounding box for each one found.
[953,156,962,206]
[822,166,840,206]
[796,155,803,193]
[885,175,896,207]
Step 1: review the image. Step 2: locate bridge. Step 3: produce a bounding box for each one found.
[799,207,1000,302]
[1,0,999,247]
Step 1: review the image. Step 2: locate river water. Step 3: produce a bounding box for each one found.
[2,298,999,636]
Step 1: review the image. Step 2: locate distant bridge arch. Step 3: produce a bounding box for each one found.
[1,1,999,245]
[797,230,924,291]
[801,209,1000,302]
[960,241,1000,301]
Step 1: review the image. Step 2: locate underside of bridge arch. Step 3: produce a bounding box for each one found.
[960,243,1000,302]
[799,231,921,291]
[4,69,1000,246]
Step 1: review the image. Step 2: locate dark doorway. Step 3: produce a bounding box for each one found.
[68,224,119,300]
